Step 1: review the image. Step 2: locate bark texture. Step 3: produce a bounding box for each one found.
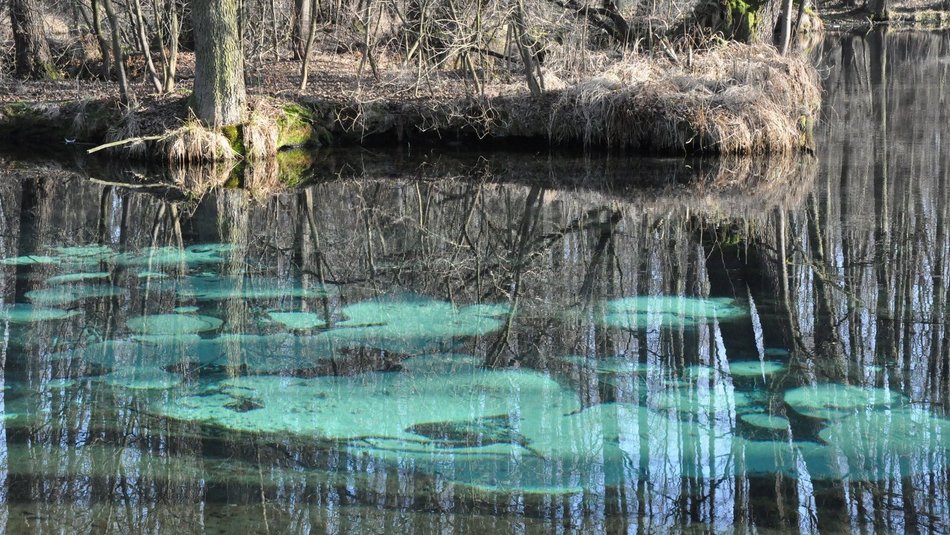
[192,0,246,127]
[10,0,56,79]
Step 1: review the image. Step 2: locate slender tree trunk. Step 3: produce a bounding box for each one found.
[152,0,179,92]
[132,0,164,92]
[299,0,319,90]
[102,0,134,105]
[512,0,542,96]
[10,0,57,79]
[292,0,312,59]
[778,0,793,55]
[192,0,247,127]
[90,0,112,79]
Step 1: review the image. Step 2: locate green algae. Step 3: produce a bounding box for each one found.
[47,271,111,284]
[0,304,81,323]
[99,368,184,390]
[784,384,904,419]
[156,274,330,301]
[267,311,326,330]
[602,296,747,329]
[25,284,124,306]
[729,360,786,377]
[0,255,59,266]
[127,313,224,335]
[317,298,507,354]
[740,413,790,430]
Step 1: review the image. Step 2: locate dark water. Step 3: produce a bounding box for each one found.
[0,29,948,534]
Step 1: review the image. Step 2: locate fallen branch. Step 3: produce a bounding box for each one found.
[86,135,165,154]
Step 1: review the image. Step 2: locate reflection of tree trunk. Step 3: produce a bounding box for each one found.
[870,28,895,370]
[701,225,758,359]
[13,179,41,303]
[805,195,844,372]
[486,185,544,368]
[929,165,948,402]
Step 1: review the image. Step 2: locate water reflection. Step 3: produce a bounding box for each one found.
[0,28,948,534]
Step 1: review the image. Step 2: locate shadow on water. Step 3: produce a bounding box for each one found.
[0,28,947,534]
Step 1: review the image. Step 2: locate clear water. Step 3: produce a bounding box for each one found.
[0,29,948,533]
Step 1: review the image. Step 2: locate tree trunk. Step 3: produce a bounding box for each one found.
[90,0,112,80]
[292,0,312,59]
[102,0,134,105]
[778,0,793,54]
[299,0,319,90]
[10,0,57,79]
[869,0,888,20]
[192,0,246,127]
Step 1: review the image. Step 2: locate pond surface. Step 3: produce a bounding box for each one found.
[0,29,948,533]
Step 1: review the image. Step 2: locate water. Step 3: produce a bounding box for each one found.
[0,29,948,533]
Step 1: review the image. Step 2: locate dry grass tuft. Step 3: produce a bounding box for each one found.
[104,107,149,159]
[547,43,820,154]
[243,103,281,160]
[160,121,237,164]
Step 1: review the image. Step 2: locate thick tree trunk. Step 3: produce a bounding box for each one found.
[192,0,246,127]
[10,0,57,79]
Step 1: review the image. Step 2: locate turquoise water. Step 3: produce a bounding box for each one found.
[0,29,948,533]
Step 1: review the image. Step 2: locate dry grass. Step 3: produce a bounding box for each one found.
[325,42,821,155]
[547,43,821,154]
[105,107,149,159]
[243,101,281,160]
[160,121,237,164]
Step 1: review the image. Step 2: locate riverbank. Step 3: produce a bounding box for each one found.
[0,42,820,164]
[819,0,950,31]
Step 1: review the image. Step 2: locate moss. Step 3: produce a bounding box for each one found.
[723,0,765,41]
[276,149,314,186]
[42,62,62,80]
[277,103,327,148]
[220,124,246,155]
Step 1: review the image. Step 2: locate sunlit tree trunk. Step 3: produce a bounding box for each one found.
[778,0,793,54]
[102,0,134,105]
[10,0,57,79]
[192,0,246,127]
[292,0,313,59]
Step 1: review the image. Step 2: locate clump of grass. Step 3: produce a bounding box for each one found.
[547,43,820,154]
[243,103,280,160]
[160,120,237,163]
[104,107,148,159]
